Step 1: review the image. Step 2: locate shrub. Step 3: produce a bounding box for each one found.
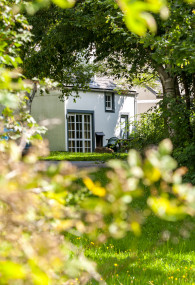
[173,142,195,185]
[128,106,167,151]
[128,98,195,152]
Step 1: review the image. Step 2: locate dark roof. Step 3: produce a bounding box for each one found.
[89,77,116,90]
[64,76,136,94]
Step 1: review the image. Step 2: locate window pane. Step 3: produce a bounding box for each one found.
[105,94,112,110]
[69,140,75,152]
[76,115,82,123]
[76,141,83,152]
[68,113,92,153]
[84,115,89,123]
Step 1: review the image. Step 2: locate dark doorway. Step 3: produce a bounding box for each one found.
[95,132,105,148]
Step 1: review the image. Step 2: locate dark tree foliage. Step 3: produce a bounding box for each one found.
[22,0,195,143]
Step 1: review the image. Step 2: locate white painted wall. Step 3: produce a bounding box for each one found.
[65,90,135,150]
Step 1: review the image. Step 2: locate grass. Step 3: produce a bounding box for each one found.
[71,168,195,285]
[74,216,195,285]
[85,234,195,285]
[42,151,128,161]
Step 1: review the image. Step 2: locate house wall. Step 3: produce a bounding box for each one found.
[65,90,135,150]
[135,86,161,118]
[31,91,65,151]
[31,89,135,151]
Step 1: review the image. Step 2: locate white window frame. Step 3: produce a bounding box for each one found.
[67,113,92,153]
[105,92,115,112]
[105,93,112,111]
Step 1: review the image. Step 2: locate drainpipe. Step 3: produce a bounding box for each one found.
[132,93,138,133]
[134,93,138,120]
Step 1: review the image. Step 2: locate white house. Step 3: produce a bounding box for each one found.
[135,85,162,118]
[31,77,136,152]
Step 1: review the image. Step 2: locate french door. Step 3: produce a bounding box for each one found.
[68,113,92,152]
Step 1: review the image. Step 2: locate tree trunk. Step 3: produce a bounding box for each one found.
[156,65,176,98]
[181,72,193,139]
[156,65,176,138]
[174,76,181,100]
[182,72,191,110]
[26,82,37,113]
[192,74,195,106]
[163,77,176,97]
[157,65,193,142]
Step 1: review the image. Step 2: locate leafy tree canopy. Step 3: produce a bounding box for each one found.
[23,0,195,92]
[21,0,195,144]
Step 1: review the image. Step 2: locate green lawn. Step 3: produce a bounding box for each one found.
[73,216,195,285]
[72,168,195,285]
[42,151,128,161]
[88,225,194,284]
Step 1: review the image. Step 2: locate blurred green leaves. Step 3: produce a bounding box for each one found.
[117,0,194,36]
[147,196,186,221]
[0,261,26,280]
[16,0,75,15]
[52,0,75,8]
[1,0,195,283]
[0,0,32,109]
[0,140,102,284]
[117,0,169,36]
[0,133,195,283]
[82,139,195,240]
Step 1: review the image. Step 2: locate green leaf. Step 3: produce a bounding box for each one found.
[128,150,142,167]
[118,0,167,35]
[29,260,50,285]
[159,139,173,155]
[147,196,186,221]
[31,133,43,140]
[0,261,26,280]
[52,0,75,8]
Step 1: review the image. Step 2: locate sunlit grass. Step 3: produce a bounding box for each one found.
[41,151,128,161]
[73,218,195,285]
[71,168,195,285]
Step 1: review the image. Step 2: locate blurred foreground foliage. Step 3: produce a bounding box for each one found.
[0,141,103,284]
[173,142,195,185]
[0,0,195,284]
[15,0,169,36]
[0,138,195,284]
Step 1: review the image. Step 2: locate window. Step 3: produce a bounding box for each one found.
[120,115,129,139]
[105,94,112,110]
[68,113,93,152]
[105,92,115,112]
